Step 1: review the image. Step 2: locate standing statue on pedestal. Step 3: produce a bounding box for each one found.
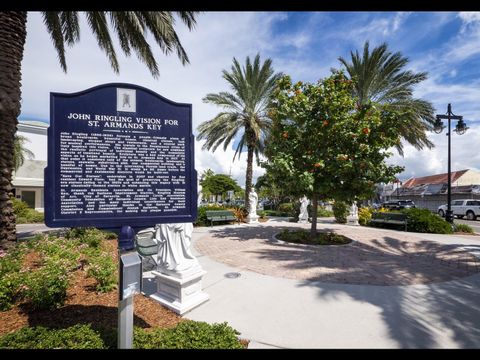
[150,222,209,314]
[347,201,359,226]
[298,196,309,223]
[246,189,259,223]
[154,223,199,274]
[249,189,258,216]
[197,178,203,207]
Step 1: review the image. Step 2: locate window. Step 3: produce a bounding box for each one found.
[453,200,464,206]
[21,191,36,209]
[466,201,480,206]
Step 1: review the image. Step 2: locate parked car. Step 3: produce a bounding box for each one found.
[381,200,416,210]
[437,199,480,220]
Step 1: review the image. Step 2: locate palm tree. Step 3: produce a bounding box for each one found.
[197,54,281,214]
[13,134,35,172]
[0,11,199,244]
[338,41,435,155]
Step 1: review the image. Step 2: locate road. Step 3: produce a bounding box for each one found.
[455,219,480,234]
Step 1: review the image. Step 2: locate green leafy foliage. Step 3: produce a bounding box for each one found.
[11,197,44,224]
[358,206,373,226]
[134,321,244,349]
[263,71,404,233]
[86,251,117,293]
[201,174,241,200]
[277,229,351,245]
[332,201,349,224]
[0,272,25,311]
[453,223,474,234]
[0,324,106,349]
[25,263,70,310]
[66,227,103,248]
[401,208,453,234]
[316,206,334,217]
[277,202,296,217]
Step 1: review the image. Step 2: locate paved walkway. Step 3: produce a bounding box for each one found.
[194,220,480,285]
[144,218,480,348]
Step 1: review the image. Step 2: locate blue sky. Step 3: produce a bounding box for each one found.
[19,11,480,186]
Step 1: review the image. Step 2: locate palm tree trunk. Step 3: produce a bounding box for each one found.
[310,192,318,240]
[245,145,254,214]
[0,12,27,245]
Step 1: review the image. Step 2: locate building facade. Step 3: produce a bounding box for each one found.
[12,121,48,212]
[393,169,480,212]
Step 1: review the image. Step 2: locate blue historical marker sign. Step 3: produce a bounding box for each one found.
[45,83,197,228]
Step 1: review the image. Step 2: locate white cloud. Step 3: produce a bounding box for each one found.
[387,123,480,180]
[458,12,480,25]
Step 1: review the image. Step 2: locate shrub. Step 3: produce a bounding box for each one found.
[278,203,296,217]
[195,205,225,226]
[86,251,117,292]
[25,263,70,310]
[332,201,349,224]
[230,206,247,223]
[0,272,25,311]
[12,197,30,218]
[317,206,334,217]
[12,198,44,224]
[358,206,373,226]
[66,227,103,248]
[134,321,244,349]
[0,324,106,349]
[402,208,453,234]
[454,223,474,234]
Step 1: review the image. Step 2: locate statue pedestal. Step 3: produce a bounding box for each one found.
[347,215,359,226]
[150,266,209,315]
[246,214,259,224]
[297,218,308,224]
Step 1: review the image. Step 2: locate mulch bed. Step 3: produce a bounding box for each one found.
[0,240,182,337]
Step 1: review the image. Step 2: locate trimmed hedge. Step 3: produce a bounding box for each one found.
[0,325,106,349]
[0,321,245,349]
[332,201,349,224]
[134,320,244,349]
[401,208,453,234]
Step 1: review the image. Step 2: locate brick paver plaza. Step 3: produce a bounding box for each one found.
[194,221,480,286]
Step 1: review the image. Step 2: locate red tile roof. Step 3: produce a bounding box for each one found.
[402,169,469,188]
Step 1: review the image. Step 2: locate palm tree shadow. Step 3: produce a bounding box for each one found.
[207,225,480,347]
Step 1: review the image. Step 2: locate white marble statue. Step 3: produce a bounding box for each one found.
[155,223,199,273]
[350,202,358,217]
[249,189,258,216]
[298,196,309,223]
[197,179,203,207]
[347,202,359,226]
[150,222,209,314]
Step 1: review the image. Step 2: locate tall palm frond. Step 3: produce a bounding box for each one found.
[42,11,199,78]
[197,54,281,212]
[339,41,435,155]
[13,134,34,172]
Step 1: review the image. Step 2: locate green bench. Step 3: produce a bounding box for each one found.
[370,212,408,231]
[205,210,238,226]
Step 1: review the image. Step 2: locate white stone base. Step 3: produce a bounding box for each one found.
[297,219,308,224]
[150,269,209,315]
[246,215,259,224]
[347,216,360,226]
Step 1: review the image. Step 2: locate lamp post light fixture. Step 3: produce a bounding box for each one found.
[433,103,469,223]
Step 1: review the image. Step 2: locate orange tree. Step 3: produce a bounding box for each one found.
[263,71,404,239]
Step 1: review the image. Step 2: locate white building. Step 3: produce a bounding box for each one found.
[12,120,48,212]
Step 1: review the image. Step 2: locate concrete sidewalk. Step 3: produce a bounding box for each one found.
[144,220,480,349]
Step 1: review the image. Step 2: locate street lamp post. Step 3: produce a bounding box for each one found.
[433,104,468,224]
